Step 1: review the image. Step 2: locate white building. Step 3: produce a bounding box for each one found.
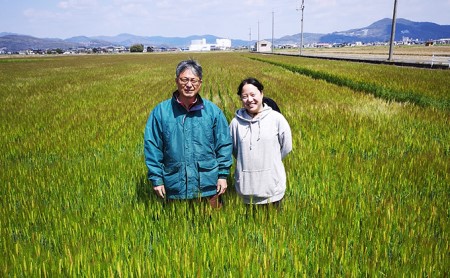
[189,39,210,51]
[189,38,232,51]
[215,39,232,50]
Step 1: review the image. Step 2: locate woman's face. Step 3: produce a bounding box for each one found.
[240,84,263,116]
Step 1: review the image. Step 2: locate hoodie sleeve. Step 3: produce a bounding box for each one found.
[229,118,238,158]
[278,115,293,159]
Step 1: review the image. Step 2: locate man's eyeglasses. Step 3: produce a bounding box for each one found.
[179,77,201,85]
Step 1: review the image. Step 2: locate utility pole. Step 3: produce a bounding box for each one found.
[257,21,260,52]
[249,27,252,52]
[272,10,275,53]
[297,0,305,55]
[388,0,398,61]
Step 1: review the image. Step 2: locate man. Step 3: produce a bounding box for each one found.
[144,59,232,207]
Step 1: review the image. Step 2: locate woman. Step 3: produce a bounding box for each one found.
[229,77,292,206]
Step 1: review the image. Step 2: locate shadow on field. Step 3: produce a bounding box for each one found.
[135,175,156,206]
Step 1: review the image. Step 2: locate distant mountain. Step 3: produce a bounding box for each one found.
[319,18,450,43]
[0,35,80,52]
[0,32,19,37]
[92,33,161,46]
[275,33,325,45]
[64,36,115,47]
[1,18,449,52]
[90,33,249,48]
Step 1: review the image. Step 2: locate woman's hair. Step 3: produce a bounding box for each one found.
[176,59,203,79]
[237,77,264,95]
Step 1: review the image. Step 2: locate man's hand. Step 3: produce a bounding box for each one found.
[216,179,228,195]
[153,185,166,199]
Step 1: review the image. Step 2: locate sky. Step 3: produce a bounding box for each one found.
[1,0,450,40]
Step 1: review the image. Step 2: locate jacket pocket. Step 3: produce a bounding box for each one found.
[163,163,182,191]
[197,160,218,187]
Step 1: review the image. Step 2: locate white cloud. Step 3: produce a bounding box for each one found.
[58,0,98,10]
[244,0,266,5]
[120,3,150,16]
[155,0,172,8]
[311,0,337,8]
[23,8,68,21]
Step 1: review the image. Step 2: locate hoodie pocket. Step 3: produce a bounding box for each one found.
[240,168,279,198]
[197,160,219,187]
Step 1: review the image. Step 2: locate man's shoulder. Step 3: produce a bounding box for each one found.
[201,98,222,112]
[160,98,173,105]
[201,98,214,106]
[153,98,173,109]
[149,98,173,119]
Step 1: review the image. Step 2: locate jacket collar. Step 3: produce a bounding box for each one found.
[172,91,204,112]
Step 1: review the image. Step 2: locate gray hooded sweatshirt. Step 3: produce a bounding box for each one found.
[229,105,292,204]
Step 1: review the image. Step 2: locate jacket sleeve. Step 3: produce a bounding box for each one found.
[214,110,233,177]
[144,106,164,186]
[278,115,293,159]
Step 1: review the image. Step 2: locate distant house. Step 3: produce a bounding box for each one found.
[436,38,450,44]
[255,40,272,52]
[314,43,332,48]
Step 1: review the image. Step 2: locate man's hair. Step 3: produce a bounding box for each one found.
[176,59,203,79]
[237,77,264,95]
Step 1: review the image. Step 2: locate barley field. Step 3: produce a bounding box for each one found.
[1,52,449,276]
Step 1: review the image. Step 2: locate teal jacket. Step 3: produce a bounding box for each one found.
[144,92,232,199]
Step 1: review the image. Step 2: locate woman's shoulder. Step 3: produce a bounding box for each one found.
[264,109,290,127]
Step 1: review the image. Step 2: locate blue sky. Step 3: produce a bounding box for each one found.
[1,0,449,40]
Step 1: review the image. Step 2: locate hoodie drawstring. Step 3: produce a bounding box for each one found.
[236,106,270,151]
[241,121,261,150]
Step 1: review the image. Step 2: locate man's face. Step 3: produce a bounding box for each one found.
[176,69,202,101]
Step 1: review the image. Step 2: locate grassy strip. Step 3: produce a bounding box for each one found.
[251,57,449,111]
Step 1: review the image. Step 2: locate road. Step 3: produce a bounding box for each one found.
[276,47,450,69]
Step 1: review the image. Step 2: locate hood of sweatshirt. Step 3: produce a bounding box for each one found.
[234,104,273,150]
